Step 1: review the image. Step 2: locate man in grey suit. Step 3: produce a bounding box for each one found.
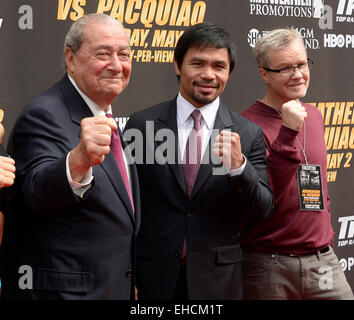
[124,23,273,300]
[1,14,140,299]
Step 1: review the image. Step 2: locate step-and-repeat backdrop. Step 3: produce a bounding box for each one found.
[1,1,353,291]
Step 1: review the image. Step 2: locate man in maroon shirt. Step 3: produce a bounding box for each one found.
[241,27,353,299]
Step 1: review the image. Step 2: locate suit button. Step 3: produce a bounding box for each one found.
[126,269,132,277]
[176,249,182,257]
[186,210,192,218]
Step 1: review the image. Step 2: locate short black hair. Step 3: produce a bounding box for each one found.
[174,23,236,75]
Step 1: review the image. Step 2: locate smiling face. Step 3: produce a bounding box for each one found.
[260,39,310,107]
[174,46,230,108]
[65,21,131,111]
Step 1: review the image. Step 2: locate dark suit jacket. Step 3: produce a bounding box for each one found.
[0,75,140,300]
[124,98,273,300]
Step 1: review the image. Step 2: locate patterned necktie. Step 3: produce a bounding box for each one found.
[106,113,134,213]
[183,109,203,196]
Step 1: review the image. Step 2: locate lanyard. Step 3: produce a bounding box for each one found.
[296,121,308,164]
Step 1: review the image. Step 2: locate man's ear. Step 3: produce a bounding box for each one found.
[174,60,181,77]
[259,67,270,84]
[65,47,75,74]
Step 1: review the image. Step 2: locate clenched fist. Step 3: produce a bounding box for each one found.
[0,156,16,188]
[280,99,307,131]
[0,123,16,188]
[69,115,117,182]
[212,130,244,170]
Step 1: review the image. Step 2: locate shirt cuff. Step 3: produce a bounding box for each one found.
[228,155,247,177]
[276,125,299,147]
[66,152,93,196]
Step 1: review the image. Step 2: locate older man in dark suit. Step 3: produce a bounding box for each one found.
[1,14,140,300]
[124,23,273,300]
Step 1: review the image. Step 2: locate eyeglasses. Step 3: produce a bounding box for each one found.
[262,59,313,77]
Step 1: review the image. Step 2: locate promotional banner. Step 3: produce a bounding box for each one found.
[0,0,353,291]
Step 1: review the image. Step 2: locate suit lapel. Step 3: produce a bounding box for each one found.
[61,75,136,223]
[100,131,135,222]
[155,99,187,195]
[128,156,140,229]
[119,128,137,222]
[190,101,236,199]
[60,75,94,126]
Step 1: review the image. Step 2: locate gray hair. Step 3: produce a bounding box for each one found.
[63,13,124,68]
[253,27,305,68]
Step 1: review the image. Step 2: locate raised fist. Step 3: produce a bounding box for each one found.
[280,99,307,131]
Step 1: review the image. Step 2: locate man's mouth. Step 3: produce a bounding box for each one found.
[288,82,305,88]
[194,81,219,93]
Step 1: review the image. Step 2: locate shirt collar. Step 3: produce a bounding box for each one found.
[176,92,220,129]
[68,74,112,116]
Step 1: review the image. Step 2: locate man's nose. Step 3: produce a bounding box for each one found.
[200,67,216,80]
[108,54,123,73]
[291,67,303,78]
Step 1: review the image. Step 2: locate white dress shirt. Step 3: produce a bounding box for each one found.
[176,92,246,176]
